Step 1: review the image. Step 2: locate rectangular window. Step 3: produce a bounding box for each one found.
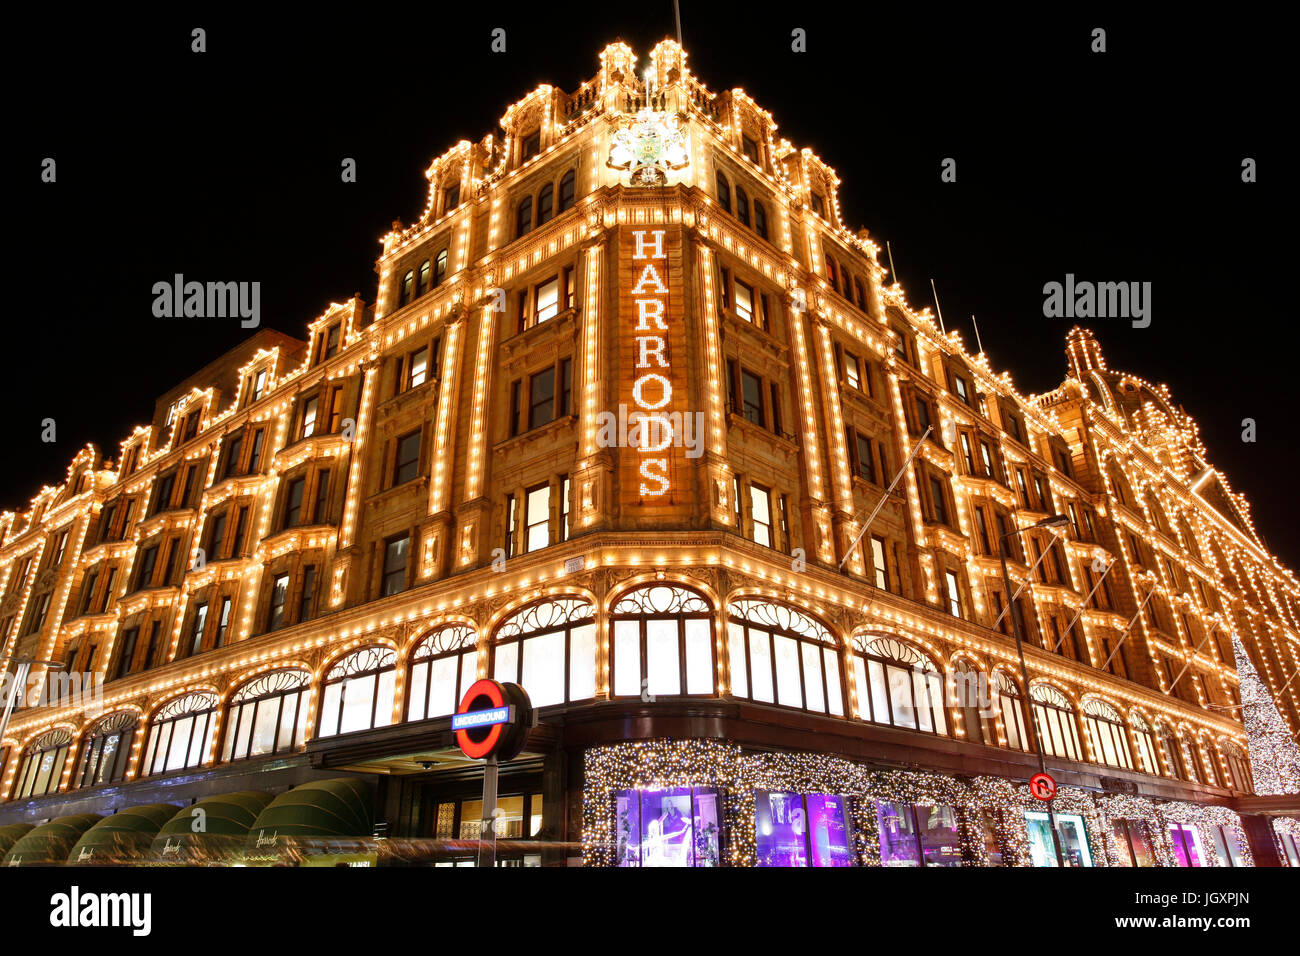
[394,430,421,485]
[854,433,875,482]
[299,396,318,439]
[561,477,571,542]
[750,485,773,547]
[205,513,227,560]
[298,566,317,623]
[231,507,248,559]
[871,536,889,591]
[152,474,174,515]
[960,433,976,473]
[741,370,763,425]
[734,280,754,322]
[222,433,243,478]
[132,543,159,591]
[914,396,931,433]
[535,277,559,324]
[844,351,860,390]
[529,367,556,429]
[284,477,305,527]
[189,603,208,655]
[248,429,265,472]
[525,484,550,553]
[408,346,428,389]
[929,476,949,525]
[559,357,572,417]
[953,375,970,405]
[113,627,139,680]
[505,495,517,557]
[215,596,232,646]
[268,575,289,631]
[382,534,410,596]
[945,570,962,617]
[979,441,994,477]
[312,470,330,524]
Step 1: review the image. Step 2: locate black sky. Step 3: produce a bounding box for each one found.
[10,6,1294,564]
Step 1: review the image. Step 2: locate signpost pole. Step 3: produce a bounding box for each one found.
[478,754,499,868]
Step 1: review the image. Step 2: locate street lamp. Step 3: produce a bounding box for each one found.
[998,513,1071,868]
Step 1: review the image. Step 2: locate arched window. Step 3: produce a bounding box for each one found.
[492,599,596,708]
[715,171,731,213]
[1178,517,1201,560]
[559,169,576,212]
[1030,684,1082,761]
[727,600,844,716]
[399,270,414,307]
[141,693,217,776]
[12,729,72,799]
[995,671,1031,752]
[1155,721,1187,779]
[318,646,397,737]
[537,183,554,225]
[1106,461,1131,506]
[416,260,430,297]
[515,196,533,238]
[1222,740,1253,793]
[850,634,946,734]
[825,255,838,289]
[408,624,478,720]
[753,200,768,240]
[433,249,448,287]
[221,669,310,761]
[1130,712,1160,774]
[1082,698,1133,769]
[1196,734,1221,787]
[73,711,137,789]
[734,185,750,227]
[1145,492,1170,534]
[610,585,714,698]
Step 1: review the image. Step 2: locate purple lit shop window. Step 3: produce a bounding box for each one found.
[615,787,721,867]
[875,801,922,867]
[755,790,808,867]
[805,794,855,867]
[915,804,963,867]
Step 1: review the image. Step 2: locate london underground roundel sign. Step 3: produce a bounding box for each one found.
[454,679,532,760]
[1029,772,1057,801]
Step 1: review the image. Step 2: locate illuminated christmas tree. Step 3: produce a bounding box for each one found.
[1233,636,1300,794]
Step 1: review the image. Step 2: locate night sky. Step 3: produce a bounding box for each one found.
[12,7,1292,565]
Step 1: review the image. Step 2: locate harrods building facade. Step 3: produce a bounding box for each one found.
[2,40,1298,868]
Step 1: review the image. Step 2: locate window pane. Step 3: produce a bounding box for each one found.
[614,620,641,697]
[915,805,963,867]
[374,669,396,728]
[913,670,933,732]
[773,634,803,709]
[824,648,844,716]
[684,619,713,694]
[167,716,194,769]
[853,658,871,721]
[278,693,302,750]
[728,623,748,698]
[522,631,565,707]
[251,700,279,756]
[494,641,518,684]
[801,642,825,712]
[748,629,774,703]
[888,664,917,729]
[869,660,889,725]
[569,623,596,701]
[928,674,948,734]
[339,678,375,734]
[646,618,681,696]
[536,278,559,322]
[429,656,459,717]
[319,683,341,735]
[408,663,429,720]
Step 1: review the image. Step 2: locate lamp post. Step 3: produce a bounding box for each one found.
[998,513,1071,868]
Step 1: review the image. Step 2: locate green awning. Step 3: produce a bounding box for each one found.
[0,824,34,857]
[149,791,274,865]
[243,778,373,864]
[67,804,179,865]
[2,814,102,867]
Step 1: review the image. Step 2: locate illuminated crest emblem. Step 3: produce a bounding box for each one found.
[607,110,690,186]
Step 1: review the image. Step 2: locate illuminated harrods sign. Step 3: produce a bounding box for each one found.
[603,228,696,509]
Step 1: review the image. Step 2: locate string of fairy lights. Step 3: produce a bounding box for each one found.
[582,739,1256,867]
[0,41,1295,836]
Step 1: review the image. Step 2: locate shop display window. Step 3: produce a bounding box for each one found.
[1024,811,1093,867]
[616,787,721,867]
